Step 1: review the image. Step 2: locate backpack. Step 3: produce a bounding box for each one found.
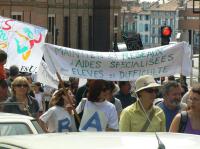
[178,111,188,133]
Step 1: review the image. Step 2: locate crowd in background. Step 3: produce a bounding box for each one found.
[0,49,200,135]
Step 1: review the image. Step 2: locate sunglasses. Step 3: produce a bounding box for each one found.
[144,88,159,93]
[15,84,29,88]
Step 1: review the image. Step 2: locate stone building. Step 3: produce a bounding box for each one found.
[0,0,121,51]
[178,0,200,53]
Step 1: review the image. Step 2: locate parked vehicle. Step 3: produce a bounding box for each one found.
[0,112,44,136]
[0,132,199,149]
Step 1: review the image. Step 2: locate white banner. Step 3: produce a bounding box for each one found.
[36,60,60,89]
[0,16,47,73]
[44,42,192,81]
[36,60,87,88]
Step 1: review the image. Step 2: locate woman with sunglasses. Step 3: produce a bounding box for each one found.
[119,75,166,132]
[3,76,39,118]
[39,88,77,133]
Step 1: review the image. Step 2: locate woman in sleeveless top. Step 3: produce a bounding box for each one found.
[170,83,200,135]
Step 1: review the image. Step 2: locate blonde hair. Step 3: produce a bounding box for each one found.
[11,76,30,95]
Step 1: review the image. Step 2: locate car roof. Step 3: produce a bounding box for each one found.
[0,112,34,120]
[0,132,200,149]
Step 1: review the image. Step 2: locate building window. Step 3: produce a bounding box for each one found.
[152,36,155,44]
[152,18,155,24]
[48,15,55,34]
[145,35,148,43]
[11,12,22,21]
[64,16,70,47]
[77,16,82,49]
[145,15,149,20]
[152,27,155,34]
[144,24,148,32]
[158,18,161,25]
[132,23,135,32]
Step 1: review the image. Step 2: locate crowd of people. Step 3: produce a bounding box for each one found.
[0,50,199,135]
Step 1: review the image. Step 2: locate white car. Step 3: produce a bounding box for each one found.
[0,132,199,149]
[0,112,44,136]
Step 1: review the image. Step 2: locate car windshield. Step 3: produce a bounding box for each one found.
[31,120,44,134]
[0,123,32,136]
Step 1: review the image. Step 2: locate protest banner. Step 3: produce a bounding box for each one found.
[0,16,47,73]
[44,42,191,81]
[36,60,87,88]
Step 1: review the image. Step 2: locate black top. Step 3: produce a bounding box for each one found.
[114,91,136,109]
[75,84,88,106]
[3,95,39,118]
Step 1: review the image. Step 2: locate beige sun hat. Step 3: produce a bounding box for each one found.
[135,75,160,93]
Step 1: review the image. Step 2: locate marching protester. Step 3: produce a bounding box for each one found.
[43,85,55,111]
[169,83,200,135]
[6,65,19,87]
[3,76,39,118]
[76,80,118,132]
[105,81,122,118]
[33,82,45,116]
[39,88,77,133]
[156,81,187,131]
[0,49,7,80]
[114,81,136,109]
[119,75,166,132]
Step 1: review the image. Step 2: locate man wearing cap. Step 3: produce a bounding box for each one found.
[119,75,166,132]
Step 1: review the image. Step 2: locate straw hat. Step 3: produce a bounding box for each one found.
[135,75,160,93]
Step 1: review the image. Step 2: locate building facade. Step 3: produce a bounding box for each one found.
[148,0,179,48]
[178,0,200,53]
[0,0,121,51]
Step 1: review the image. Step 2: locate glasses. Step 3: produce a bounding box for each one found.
[144,88,158,93]
[15,84,29,88]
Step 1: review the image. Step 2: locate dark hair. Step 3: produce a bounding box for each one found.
[88,80,107,102]
[0,50,7,62]
[104,81,115,92]
[0,79,8,88]
[168,75,175,81]
[118,81,129,88]
[58,81,71,89]
[191,83,200,95]
[9,65,19,77]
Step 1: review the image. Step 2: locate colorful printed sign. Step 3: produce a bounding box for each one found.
[44,42,192,81]
[0,16,47,73]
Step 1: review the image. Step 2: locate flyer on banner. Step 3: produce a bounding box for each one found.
[44,42,192,81]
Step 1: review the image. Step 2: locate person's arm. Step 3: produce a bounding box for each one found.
[169,113,181,132]
[38,119,49,133]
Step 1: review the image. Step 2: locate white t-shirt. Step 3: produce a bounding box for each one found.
[35,92,44,111]
[76,99,118,131]
[40,106,77,132]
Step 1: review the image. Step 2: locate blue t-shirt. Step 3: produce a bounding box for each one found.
[158,102,179,131]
